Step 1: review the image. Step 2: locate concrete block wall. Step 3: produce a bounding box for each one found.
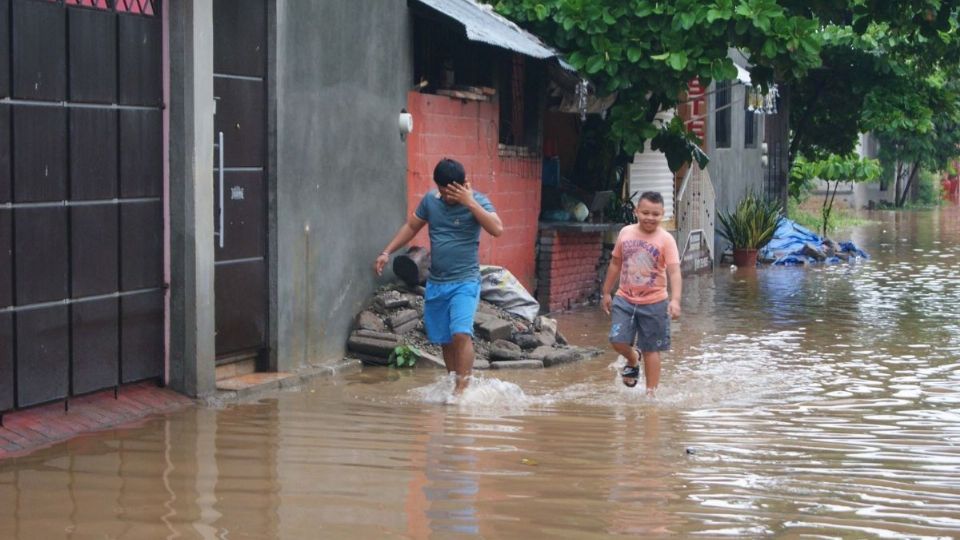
[406,92,541,290]
[536,230,604,312]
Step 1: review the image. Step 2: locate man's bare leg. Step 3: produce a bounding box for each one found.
[441,333,474,395]
[642,351,661,394]
[611,342,641,386]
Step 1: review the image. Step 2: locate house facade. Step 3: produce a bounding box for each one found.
[0,0,412,408]
[0,0,577,413]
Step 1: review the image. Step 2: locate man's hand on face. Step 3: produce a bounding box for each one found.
[441,181,475,207]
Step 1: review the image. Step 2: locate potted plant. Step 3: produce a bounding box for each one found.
[717,193,782,267]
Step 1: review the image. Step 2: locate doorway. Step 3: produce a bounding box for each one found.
[212,0,269,370]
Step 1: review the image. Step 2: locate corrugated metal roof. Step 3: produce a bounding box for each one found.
[413,0,567,63]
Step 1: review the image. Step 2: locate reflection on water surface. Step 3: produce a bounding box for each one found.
[1,208,959,538]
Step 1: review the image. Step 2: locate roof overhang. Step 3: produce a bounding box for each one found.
[412,0,574,70]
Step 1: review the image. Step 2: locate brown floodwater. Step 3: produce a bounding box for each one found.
[2,207,960,539]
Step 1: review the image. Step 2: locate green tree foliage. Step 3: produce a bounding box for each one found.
[790,17,960,169]
[790,154,881,235]
[494,0,823,170]
[494,0,960,178]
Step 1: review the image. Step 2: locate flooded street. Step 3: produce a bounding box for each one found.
[2,207,960,539]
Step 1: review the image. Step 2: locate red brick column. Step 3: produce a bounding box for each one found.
[536,229,605,313]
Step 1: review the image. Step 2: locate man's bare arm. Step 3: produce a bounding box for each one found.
[374,214,427,275]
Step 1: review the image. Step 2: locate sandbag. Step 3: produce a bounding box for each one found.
[479,265,540,322]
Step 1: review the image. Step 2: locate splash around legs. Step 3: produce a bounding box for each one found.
[441,332,475,396]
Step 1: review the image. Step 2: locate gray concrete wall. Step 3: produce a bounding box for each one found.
[706,81,765,256]
[273,1,412,370]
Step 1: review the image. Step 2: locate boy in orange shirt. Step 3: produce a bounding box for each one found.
[601,192,682,393]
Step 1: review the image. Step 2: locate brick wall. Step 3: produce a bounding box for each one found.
[536,229,604,313]
[406,92,541,290]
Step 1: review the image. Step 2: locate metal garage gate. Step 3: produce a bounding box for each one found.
[0,0,163,412]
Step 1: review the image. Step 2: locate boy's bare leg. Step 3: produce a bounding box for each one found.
[441,333,474,395]
[611,342,641,385]
[642,351,661,394]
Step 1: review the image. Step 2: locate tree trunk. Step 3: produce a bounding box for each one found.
[897,162,920,207]
[392,246,431,286]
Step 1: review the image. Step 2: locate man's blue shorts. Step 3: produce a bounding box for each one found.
[423,279,481,345]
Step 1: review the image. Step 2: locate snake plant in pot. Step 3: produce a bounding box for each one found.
[717,193,782,267]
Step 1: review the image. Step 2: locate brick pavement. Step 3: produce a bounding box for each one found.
[0,382,193,459]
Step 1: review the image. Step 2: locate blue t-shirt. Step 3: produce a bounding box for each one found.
[415,190,496,282]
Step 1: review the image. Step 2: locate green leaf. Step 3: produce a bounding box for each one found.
[627,47,642,63]
[706,9,726,23]
[667,52,688,71]
[761,39,778,58]
[585,54,605,74]
[534,3,548,20]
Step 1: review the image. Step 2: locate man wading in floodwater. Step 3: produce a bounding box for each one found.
[375,158,503,398]
[601,191,682,394]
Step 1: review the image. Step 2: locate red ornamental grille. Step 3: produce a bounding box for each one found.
[61,0,157,16]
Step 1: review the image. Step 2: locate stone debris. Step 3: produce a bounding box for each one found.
[375,290,409,310]
[356,310,387,332]
[387,309,420,334]
[490,359,544,369]
[488,339,522,360]
[346,283,602,369]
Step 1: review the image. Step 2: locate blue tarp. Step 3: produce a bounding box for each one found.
[758,218,869,265]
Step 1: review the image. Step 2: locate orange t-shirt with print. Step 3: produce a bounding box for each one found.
[612,225,680,305]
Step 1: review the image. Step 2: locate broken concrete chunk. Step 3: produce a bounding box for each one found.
[488,339,522,360]
[523,345,554,360]
[347,333,400,357]
[542,349,578,367]
[538,316,559,340]
[391,319,419,335]
[476,303,501,319]
[388,309,419,330]
[354,329,400,341]
[533,331,556,347]
[490,359,543,369]
[409,347,445,369]
[376,290,409,310]
[475,317,514,342]
[525,346,554,360]
[351,352,392,366]
[473,311,497,326]
[513,333,541,350]
[356,311,386,332]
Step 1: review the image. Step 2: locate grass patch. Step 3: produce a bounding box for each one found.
[787,200,876,235]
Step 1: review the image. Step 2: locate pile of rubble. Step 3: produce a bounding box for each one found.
[346,284,601,370]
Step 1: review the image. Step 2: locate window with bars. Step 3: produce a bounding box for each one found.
[715,81,731,149]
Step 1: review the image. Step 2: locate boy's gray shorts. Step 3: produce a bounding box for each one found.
[609,296,671,352]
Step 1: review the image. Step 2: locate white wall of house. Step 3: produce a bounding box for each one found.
[628,139,675,222]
